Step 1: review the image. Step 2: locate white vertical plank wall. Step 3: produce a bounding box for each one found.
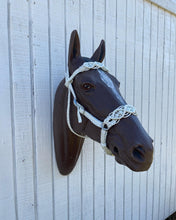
[0,0,176,220]
[80,1,94,220]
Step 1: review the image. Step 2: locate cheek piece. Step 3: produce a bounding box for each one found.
[65,62,137,155]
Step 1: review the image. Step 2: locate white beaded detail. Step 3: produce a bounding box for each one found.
[103,105,137,130]
[100,105,137,155]
[65,62,109,88]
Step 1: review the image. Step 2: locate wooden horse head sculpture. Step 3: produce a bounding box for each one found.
[53,30,153,175]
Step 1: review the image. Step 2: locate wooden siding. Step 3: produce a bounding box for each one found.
[147,0,176,15]
[0,0,176,220]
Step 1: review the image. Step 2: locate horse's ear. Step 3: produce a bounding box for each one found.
[91,40,105,62]
[68,30,80,67]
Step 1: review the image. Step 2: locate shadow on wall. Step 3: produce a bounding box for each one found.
[166,212,176,220]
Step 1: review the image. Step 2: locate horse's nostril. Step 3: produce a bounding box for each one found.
[113,146,119,155]
[132,146,145,162]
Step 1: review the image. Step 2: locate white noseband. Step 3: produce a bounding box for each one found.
[65,62,137,155]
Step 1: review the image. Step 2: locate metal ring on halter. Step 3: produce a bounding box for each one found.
[102,123,109,131]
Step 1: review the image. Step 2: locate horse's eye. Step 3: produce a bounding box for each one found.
[82,83,94,91]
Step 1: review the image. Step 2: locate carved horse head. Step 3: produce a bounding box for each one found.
[53,30,153,175]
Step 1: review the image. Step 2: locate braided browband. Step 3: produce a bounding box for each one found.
[65,61,109,87]
[65,62,137,155]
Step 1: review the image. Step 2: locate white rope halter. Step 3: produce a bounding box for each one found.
[65,62,137,155]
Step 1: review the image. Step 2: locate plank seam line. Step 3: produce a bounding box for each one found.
[7,1,18,219]
[152,5,159,220]
[168,14,176,215]
[28,1,38,219]
[139,0,145,218]
[164,13,172,218]
[131,0,137,218]
[146,3,152,220]
[64,2,69,220]
[145,0,176,16]
[158,9,166,220]
[47,0,55,219]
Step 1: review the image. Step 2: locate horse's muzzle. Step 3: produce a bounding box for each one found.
[112,140,153,171]
[107,115,154,172]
